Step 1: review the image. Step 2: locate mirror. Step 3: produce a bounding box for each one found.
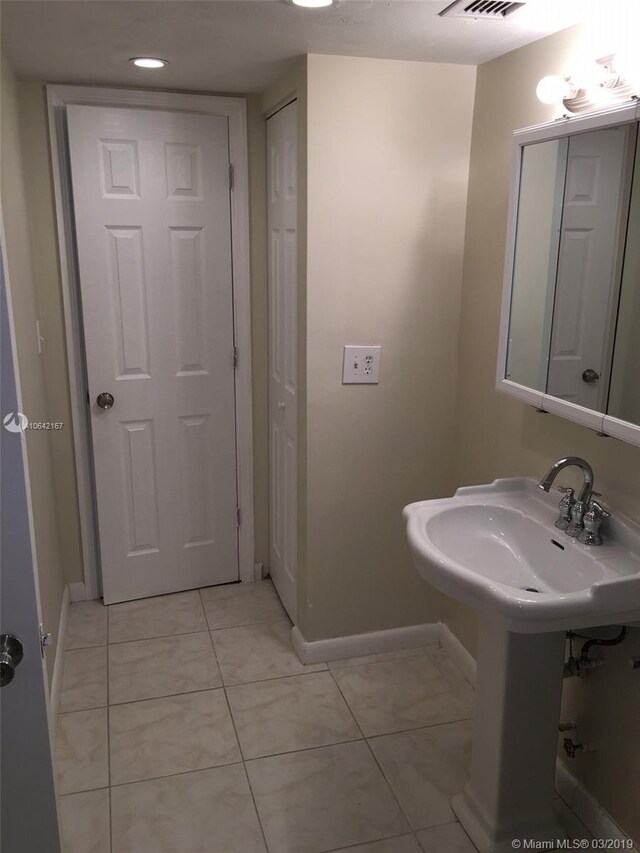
[506,137,567,393]
[499,105,640,445]
[608,129,640,424]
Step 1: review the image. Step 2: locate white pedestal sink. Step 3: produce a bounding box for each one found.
[404,478,640,853]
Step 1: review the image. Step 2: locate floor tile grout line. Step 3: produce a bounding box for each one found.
[363,714,475,741]
[105,759,246,791]
[104,616,293,648]
[64,641,108,652]
[239,761,272,853]
[327,667,367,740]
[321,831,422,853]
[242,736,377,766]
[57,784,111,801]
[105,635,113,853]
[236,735,366,764]
[363,733,416,833]
[209,616,293,635]
[220,665,329,689]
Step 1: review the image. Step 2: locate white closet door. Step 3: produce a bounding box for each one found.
[67,105,239,604]
[547,126,630,408]
[267,102,298,621]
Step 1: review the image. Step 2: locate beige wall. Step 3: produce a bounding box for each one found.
[1,57,66,683]
[452,25,640,840]
[302,54,476,640]
[18,82,85,585]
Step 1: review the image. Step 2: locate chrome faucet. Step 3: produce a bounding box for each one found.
[538,457,598,540]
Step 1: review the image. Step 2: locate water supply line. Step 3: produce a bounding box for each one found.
[563,626,628,678]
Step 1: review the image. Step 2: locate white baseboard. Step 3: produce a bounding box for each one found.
[291,622,440,665]
[68,581,88,602]
[439,623,477,687]
[48,584,70,742]
[555,760,638,850]
[438,621,636,849]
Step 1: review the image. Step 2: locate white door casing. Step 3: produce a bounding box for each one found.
[267,102,298,621]
[547,126,631,409]
[1,237,61,853]
[67,105,239,604]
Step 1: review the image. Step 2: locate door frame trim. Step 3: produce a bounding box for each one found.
[47,84,255,598]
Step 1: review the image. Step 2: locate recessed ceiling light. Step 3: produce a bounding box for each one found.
[130,57,169,69]
[290,0,334,7]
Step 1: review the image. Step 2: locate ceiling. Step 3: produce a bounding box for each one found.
[1,0,586,94]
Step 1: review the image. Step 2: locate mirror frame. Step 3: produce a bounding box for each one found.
[496,100,640,447]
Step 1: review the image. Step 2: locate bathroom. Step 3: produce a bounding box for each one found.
[1,1,639,851]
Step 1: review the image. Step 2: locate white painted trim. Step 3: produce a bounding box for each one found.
[439,623,477,687]
[514,101,640,146]
[291,622,440,665]
[541,395,605,433]
[601,414,640,448]
[47,584,70,744]
[46,84,255,596]
[67,582,87,603]
[495,138,523,393]
[496,379,544,410]
[555,760,638,850]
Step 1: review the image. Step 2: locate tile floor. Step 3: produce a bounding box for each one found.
[56,580,591,853]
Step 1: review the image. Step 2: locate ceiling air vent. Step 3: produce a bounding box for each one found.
[439,0,527,20]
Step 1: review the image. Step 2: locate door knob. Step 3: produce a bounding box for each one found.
[0,635,24,688]
[278,402,286,411]
[96,392,115,409]
[582,369,600,385]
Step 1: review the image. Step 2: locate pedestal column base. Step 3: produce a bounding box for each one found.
[452,619,567,853]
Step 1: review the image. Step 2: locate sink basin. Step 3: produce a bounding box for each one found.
[404,477,640,633]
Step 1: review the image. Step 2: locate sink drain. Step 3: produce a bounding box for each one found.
[522,586,541,593]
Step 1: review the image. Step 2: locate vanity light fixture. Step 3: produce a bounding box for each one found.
[535,75,579,106]
[290,0,334,7]
[130,57,169,69]
[536,56,636,114]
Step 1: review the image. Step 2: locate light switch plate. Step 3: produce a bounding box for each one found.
[342,345,381,384]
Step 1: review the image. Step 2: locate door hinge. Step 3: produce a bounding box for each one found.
[39,624,52,658]
[236,506,241,527]
[233,346,239,369]
[229,163,234,190]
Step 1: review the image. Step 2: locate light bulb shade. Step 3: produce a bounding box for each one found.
[291,0,333,6]
[613,47,640,91]
[536,75,572,105]
[130,57,168,69]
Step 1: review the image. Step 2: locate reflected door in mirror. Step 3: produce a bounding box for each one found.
[546,126,631,410]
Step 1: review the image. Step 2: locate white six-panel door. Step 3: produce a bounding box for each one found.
[547,126,630,409]
[67,105,239,604]
[267,102,298,621]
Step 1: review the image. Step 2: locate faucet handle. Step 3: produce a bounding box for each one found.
[557,486,575,496]
[555,486,575,531]
[587,498,610,519]
[578,499,611,545]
